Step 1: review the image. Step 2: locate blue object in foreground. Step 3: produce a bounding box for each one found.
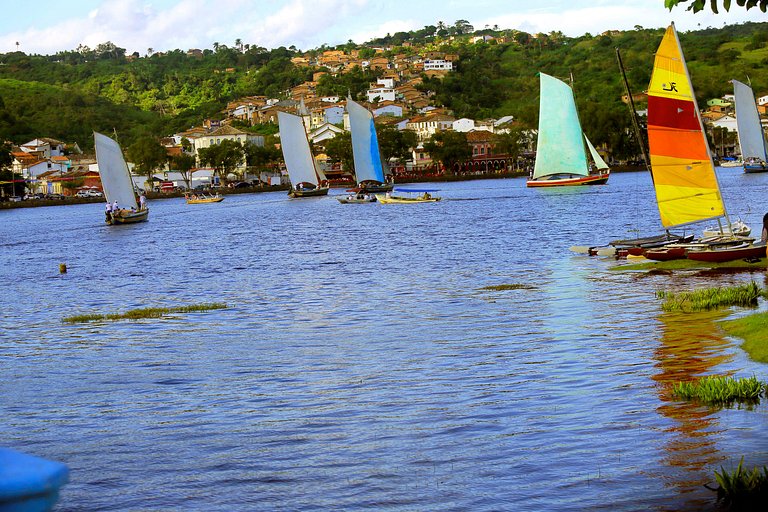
[0,449,69,512]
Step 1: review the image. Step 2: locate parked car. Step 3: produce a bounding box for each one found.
[9,196,22,202]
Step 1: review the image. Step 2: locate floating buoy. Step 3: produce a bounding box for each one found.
[59,263,67,273]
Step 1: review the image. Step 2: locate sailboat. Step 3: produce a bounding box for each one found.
[277,111,329,198]
[732,79,768,173]
[635,24,759,262]
[347,97,393,193]
[526,72,610,187]
[94,131,148,225]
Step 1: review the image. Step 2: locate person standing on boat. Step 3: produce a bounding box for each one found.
[105,202,112,222]
[139,193,146,210]
[112,200,119,216]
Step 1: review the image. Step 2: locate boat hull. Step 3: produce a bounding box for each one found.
[526,172,609,187]
[375,194,440,204]
[685,243,766,263]
[744,163,768,173]
[643,246,688,261]
[288,187,330,198]
[186,196,224,204]
[106,208,148,225]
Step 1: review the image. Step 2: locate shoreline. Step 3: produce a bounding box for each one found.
[0,167,647,210]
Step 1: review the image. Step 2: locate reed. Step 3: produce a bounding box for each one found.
[672,375,765,405]
[63,302,227,323]
[613,258,768,272]
[710,456,768,506]
[656,282,762,312]
[481,284,535,291]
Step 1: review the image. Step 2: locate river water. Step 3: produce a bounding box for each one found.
[2,170,768,511]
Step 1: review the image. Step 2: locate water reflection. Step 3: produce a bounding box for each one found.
[652,309,734,508]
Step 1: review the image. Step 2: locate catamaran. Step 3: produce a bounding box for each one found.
[277,111,329,198]
[732,79,768,173]
[526,72,610,187]
[625,24,758,262]
[347,97,393,193]
[94,131,148,225]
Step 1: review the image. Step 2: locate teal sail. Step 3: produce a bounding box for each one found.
[733,79,768,162]
[347,98,385,184]
[532,73,589,179]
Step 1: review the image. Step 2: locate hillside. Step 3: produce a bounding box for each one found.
[0,22,766,151]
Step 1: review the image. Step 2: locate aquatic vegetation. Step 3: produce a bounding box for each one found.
[721,312,768,363]
[480,284,536,291]
[656,282,762,312]
[708,456,768,507]
[63,303,227,323]
[672,375,765,405]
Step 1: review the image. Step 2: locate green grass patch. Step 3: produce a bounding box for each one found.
[710,456,768,507]
[656,282,762,312]
[721,311,768,363]
[63,302,227,323]
[480,284,535,291]
[672,375,766,405]
[612,258,767,272]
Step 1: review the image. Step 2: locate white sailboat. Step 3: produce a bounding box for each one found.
[94,132,148,225]
[277,111,329,197]
[526,72,610,187]
[732,79,768,173]
[347,97,393,192]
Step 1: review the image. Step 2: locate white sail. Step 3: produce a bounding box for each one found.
[585,135,609,170]
[733,79,768,162]
[347,98,385,184]
[277,111,320,187]
[94,132,138,209]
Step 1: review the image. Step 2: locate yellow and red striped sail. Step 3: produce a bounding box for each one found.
[647,24,725,228]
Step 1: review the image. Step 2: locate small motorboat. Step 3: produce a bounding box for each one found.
[337,193,376,204]
[376,188,441,204]
[702,219,750,238]
[186,193,224,204]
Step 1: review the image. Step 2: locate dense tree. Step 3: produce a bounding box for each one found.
[324,132,354,174]
[377,126,417,166]
[126,136,168,183]
[197,139,246,182]
[170,152,196,189]
[423,131,472,174]
[665,0,767,13]
[244,136,282,174]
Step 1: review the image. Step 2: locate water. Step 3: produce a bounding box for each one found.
[2,171,768,511]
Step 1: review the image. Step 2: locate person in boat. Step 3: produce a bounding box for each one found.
[761,212,768,243]
[105,202,112,221]
[112,200,119,214]
[423,192,431,200]
[139,193,147,210]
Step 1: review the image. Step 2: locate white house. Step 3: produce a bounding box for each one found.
[376,77,395,89]
[452,118,476,132]
[710,114,738,132]
[373,103,404,118]
[423,59,453,71]
[406,114,456,141]
[366,86,396,103]
[758,94,768,106]
[308,123,345,144]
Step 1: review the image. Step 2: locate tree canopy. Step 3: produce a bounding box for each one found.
[665,0,767,13]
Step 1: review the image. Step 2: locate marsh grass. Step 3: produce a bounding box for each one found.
[710,456,768,506]
[480,284,536,291]
[672,375,765,405]
[656,282,763,312]
[721,311,768,363]
[613,258,767,272]
[63,302,227,323]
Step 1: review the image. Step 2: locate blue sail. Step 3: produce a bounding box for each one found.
[347,98,385,184]
[532,73,589,179]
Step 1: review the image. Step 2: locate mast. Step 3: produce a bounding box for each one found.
[615,47,650,171]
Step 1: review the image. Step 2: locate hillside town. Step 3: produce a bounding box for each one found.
[4,42,768,201]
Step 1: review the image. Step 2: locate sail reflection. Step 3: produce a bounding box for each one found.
[652,308,734,502]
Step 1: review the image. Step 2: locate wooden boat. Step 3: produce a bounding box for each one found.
[526,73,610,187]
[376,188,441,204]
[277,111,330,198]
[732,79,768,173]
[94,132,149,225]
[686,242,766,263]
[347,97,394,192]
[337,192,377,204]
[186,193,224,204]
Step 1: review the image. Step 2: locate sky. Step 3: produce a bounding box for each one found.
[1,0,765,56]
